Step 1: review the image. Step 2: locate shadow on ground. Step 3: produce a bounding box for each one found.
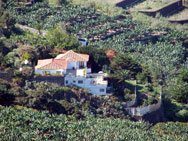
[115,0,144,9]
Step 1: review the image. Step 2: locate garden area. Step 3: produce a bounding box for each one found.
[125,80,160,106]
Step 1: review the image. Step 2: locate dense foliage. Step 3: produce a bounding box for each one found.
[0,79,130,119]
[0,105,188,140]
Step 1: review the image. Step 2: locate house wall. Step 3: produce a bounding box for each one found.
[84,62,87,67]
[67,62,77,69]
[64,75,107,95]
[67,61,87,69]
[87,68,91,73]
[76,69,85,77]
[95,76,107,85]
[35,69,66,75]
[88,85,107,95]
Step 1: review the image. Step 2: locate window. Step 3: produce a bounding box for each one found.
[73,80,76,83]
[79,62,84,68]
[66,80,68,84]
[78,80,83,84]
[100,89,105,92]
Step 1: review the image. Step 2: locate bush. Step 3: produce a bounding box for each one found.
[172,82,188,103]
[124,95,132,102]
[22,67,33,78]
[34,73,41,78]
[43,71,51,76]
[21,52,32,61]
[124,88,131,95]
[176,109,188,121]
[148,97,156,105]
[63,87,70,92]
[12,77,23,85]
[150,91,157,97]
[184,38,188,47]
[0,79,11,94]
[146,83,153,92]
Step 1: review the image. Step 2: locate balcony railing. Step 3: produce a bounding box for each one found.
[90,80,108,86]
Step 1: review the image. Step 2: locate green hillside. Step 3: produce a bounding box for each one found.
[0,0,188,137]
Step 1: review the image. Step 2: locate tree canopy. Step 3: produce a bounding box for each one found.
[46,26,79,53]
[172,71,188,103]
[110,53,142,81]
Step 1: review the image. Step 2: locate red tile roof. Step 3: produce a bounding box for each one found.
[55,50,89,62]
[35,59,67,70]
[35,50,89,70]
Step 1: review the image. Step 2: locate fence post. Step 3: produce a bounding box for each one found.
[135,80,137,96]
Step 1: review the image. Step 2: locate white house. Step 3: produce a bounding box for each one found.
[64,73,108,95]
[35,50,108,95]
[78,38,88,46]
[35,50,90,76]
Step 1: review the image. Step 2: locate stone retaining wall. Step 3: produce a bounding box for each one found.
[139,0,183,17]
[169,19,188,24]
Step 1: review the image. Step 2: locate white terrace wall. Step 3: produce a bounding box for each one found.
[125,97,137,107]
[126,100,162,116]
[126,90,162,117]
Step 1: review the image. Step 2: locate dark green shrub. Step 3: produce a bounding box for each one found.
[146,83,153,92]
[124,88,131,95]
[124,95,132,102]
[176,109,188,122]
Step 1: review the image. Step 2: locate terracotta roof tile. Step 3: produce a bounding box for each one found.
[35,59,67,70]
[55,50,89,62]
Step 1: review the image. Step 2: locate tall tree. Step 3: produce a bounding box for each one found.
[172,71,188,103]
[0,0,15,35]
[46,26,79,52]
[109,53,142,96]
[110,53,142,81]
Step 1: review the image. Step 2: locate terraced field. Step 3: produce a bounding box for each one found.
[7,0,187,83]
[168,8,188,20]
[72,0,124,5]
[130,0,177,10]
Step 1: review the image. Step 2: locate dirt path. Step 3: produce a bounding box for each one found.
[17,24,48,36]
